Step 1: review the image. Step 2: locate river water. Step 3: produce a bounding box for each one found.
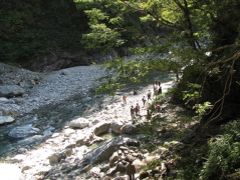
[0,92,108,157]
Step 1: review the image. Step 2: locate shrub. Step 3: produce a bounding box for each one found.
[200,120,240,180]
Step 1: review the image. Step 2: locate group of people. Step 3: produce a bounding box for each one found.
[122,81,163,121]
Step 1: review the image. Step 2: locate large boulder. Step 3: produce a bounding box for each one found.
[110,122,123,135]
[0,85,25,98]
[120,124,136,135]
[0,97,13,103]
[0,116,15,125]
[94,122,111,136]
[0,163,23,180]
[8,124,40,139]
[109,152,119,167]
[68,117,89,129]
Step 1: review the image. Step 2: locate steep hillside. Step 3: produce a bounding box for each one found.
[0,0,88,66]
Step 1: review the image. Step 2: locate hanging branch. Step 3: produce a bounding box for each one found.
[202,51,239,127]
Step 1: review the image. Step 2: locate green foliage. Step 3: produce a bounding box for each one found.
[182,83,201,105]
[193,101,212,117]
[0,0,87,63]
[84,8,109,24]
[95,80,124,95]
[82,24,124,50]
[200,120,240,180]
[96,58,176,95]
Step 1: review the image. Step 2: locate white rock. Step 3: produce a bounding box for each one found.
[63,128,75,137]
[0,97,11,103]
[0,85,25,98]
[68,117,89,129]
[0,116,15,125]
[110,122,123,134]
[109,152,119,167]
[94,122,111,136]
[132,159,145,172]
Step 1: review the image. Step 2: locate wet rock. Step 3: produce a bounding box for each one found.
[0,85,25,98]
[120,124,136,135]
[94,122,110,136]
[68,117,89,129]
[8,124,40,139]
[0,163,23,180]
[126,139,140,147]
[0,116,15,125]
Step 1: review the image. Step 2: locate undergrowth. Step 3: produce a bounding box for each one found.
[200,120,240,180]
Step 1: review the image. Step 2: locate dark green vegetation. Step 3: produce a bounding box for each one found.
[0,0,88,64]
[2,0,240,179]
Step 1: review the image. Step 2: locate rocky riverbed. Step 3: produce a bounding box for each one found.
[0,62,177,179]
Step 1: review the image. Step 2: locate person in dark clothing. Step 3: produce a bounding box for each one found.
[147,109,151,119]
[135,103,140,116]
[158,86,162,94]
[142,96,146,106]
[130,105,135,119]
[147,90,151,100]
[133,89,137,95]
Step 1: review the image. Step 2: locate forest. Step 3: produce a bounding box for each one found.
[0,0,240,179]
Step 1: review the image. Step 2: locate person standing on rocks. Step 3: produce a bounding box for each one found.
[147,108,151,119]
[147,90,152,100]
[158,85,162,95]
[122,95,127,104]
[155,103,161,113]
[133,89,137,95]
[142,96,146,107]
[135,103,140,116]
[130,105,135,120]
[153,83,158,95]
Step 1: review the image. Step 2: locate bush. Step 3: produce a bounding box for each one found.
[200,120,240,180]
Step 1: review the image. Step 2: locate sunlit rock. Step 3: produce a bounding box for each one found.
[68,117,89,129]
[0,85,25,98]
[0,115,15,125]
[94,122,111,136]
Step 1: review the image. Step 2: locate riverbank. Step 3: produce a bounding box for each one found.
[1,73,175,179]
